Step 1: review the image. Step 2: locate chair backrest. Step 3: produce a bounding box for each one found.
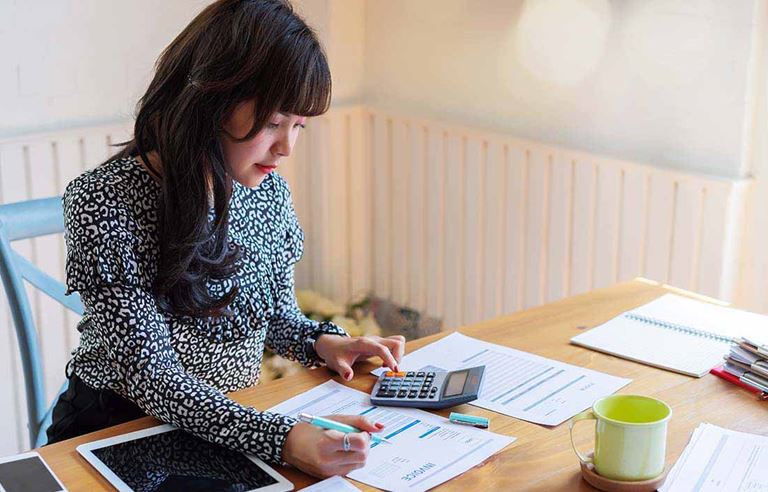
[0,197,84,449]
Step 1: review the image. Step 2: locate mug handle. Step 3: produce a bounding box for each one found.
[569,409,595,465]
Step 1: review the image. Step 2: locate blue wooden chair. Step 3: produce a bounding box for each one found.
[0,197,84,449]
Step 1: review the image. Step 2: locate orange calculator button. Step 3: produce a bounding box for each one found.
[385,371,396,377]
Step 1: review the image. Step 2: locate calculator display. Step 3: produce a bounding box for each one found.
[444,370,468,397]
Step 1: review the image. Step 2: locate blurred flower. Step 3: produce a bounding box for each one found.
[259,355,277,383]
[296,289,346,318]
[269,355,303,378]
[331,315,362,337]
[260,351,302,383]
[359,314,382,337]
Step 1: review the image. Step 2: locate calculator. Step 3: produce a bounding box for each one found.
[369,366,485,409]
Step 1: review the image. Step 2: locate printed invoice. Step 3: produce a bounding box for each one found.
[660,423,768,492]
[268,380,514,492]
[373,332,631,426]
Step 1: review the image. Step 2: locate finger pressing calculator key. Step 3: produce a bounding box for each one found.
[370,366,485,409]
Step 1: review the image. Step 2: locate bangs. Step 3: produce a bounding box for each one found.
[277,34,332,117]
[234,23,331,141]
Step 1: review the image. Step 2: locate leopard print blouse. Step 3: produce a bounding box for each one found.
[62,156,346,464]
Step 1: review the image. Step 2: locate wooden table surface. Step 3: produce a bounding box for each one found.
[38,280,768,491]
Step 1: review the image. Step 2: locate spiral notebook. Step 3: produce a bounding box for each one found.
[571,294,768,377]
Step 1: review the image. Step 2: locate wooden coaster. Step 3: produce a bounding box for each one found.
[579,455,668,492]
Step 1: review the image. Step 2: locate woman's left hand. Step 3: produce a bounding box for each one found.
[313,335,406,381]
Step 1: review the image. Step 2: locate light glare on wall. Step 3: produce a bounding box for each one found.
[621,3,714,88]
[514,0,611,87]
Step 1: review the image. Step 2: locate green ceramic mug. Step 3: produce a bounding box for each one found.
[569,395,672,481]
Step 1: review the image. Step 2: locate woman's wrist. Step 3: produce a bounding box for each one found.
[281,421,309,466]
[312,333,343,362]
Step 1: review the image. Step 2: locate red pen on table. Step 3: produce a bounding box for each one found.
[710,365,768,399]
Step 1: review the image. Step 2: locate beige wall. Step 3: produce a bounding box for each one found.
[294,0,366,105]
[363,0,757,179]
[0,0,362,137]
[5,1,755,179]
[0,0,206,137]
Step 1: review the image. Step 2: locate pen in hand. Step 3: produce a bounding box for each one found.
[297,413,392,445]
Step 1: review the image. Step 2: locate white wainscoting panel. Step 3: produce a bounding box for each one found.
[0,106,750,454]
[341,108,750,331]
[0,123,131,455]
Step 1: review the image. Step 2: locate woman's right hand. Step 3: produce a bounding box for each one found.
[281,415,384,478]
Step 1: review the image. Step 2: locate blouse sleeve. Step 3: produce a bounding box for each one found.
[62,178,297,464]
[80,285,298,463]
[264,177,348,367]
[62,179,149,295]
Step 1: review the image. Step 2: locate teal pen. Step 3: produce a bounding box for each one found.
[449,412,490,429]
[297,413,392,445]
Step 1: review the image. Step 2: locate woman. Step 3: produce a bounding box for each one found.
[46,0,405,478]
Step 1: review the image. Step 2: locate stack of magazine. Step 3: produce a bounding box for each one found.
[721,338,768,394]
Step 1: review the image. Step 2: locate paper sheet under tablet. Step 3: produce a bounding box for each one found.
[269,380,514,492]
[372,332,631,425]
[299,476,361,491]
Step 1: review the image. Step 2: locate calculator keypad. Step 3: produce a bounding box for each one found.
[375,371,439,400]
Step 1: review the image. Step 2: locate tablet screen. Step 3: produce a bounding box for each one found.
[89,429,279,492]
[0,453,65,492]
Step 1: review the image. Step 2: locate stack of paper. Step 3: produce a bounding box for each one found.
[723,340,768,392]
[660,423,768,491]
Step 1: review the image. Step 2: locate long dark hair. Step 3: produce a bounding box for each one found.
[115,0,331,317]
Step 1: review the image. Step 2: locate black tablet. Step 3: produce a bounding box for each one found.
[76,424,292,492]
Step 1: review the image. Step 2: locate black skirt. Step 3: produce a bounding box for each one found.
[46,374,146,445]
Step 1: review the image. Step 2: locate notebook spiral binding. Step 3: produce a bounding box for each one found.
[624,313,735,344]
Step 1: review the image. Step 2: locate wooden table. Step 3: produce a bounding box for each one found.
[38,280,768,490]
